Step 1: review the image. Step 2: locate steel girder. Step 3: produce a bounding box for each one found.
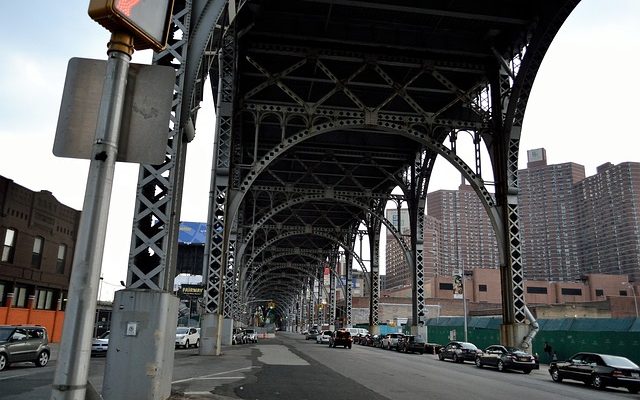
[146,1,583,341]
[126,1,192,290]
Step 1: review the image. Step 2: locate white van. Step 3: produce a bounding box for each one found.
[345,327,369,343]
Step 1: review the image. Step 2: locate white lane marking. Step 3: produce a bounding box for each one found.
[257,344,309,365]
[172,366,254,384]
[198,376,243,380]
[0,373,30,381]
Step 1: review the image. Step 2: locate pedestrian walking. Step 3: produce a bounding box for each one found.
[543,341,553,363]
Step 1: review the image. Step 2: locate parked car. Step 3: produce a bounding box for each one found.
[475,345,538,373]
[396,335,426,354]
[549,352,640,393]
[244,329,258,343]
[438,341,481,363]
[91,331,110,356]
[371,334,385,348]
[316,330,333,344]
[425,343,443,354]
[344,328,369,344]
[360,334,373,346]
[305,328,320,341]
[381,333,405,350]
[0,325,50,371]
[175,326,200,348]
[232,328,247,345]
[329,329,352,349]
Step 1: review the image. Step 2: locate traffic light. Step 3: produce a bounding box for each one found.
[88,0,174,51]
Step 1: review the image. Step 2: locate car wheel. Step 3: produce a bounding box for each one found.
[438,352,445,361]
[195,339,200,348]
[0,353,7,371]
[475,357,482,368]
[591,374,605,390]
[628,387,639,394]
[497,360,505,372]
[522,368,532,375]
[550,367,563,382]
[185,340,190,349]
[35,350,49,367]
[453,354,459,363]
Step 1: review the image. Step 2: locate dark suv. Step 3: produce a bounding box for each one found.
[329,329,352,349]
[0,325,51,371]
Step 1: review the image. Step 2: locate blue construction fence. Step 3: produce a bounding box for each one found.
[419,316,640,365]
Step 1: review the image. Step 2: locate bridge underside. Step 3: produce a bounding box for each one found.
[127,0,579,348]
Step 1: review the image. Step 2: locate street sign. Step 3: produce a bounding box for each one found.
[88,0,174,51]
[54,58,175,164]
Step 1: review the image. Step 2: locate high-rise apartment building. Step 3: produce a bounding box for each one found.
[426,184,500,276]
[385,149,640,294]
[518,148,585,281]
[573,162,640,281]
[384,208,410,289]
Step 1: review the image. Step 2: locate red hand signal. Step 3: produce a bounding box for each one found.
[115,0,141,16]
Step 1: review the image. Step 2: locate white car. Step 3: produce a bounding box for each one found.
[316,330,332,344]
[175,327,200,348]
[244,329,258,343]
[91,331,109,356]
[381,333,405,350]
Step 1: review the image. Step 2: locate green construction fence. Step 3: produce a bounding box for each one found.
[422,316,640,365]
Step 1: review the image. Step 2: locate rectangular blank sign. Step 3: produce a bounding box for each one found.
[54,57,175,164]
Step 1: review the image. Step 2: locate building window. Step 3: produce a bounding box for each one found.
[527,286,548,294]
[2,228,17,263]
[35,289,54,310]
[478,284,487,292]
[32,236,44,268]
[12,287,28,308]
[595,289,604,297]
[620,290,628,296]
[439,283,454,291]
[561,288,582,296]
[56,244,67,274]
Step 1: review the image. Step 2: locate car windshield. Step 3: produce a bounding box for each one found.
[245,329,254,334]
[99,331,110,339]
[0,327,14,341]
[600,355,639,369]
[323,331,332,335]
[461,343,478,350]
[505,347,522,353]
[176,327,189,335]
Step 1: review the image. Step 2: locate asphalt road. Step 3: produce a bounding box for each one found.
[1,333,638,400]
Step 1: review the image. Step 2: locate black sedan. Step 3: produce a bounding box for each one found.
[475,345,538,374]
[438,341,481,363]
[549,352,640,393]
[396,335,426,354]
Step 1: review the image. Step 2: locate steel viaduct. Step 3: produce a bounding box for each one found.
[121,0,577,363]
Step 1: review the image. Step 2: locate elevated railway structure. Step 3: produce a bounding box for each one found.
[123,0,580,353]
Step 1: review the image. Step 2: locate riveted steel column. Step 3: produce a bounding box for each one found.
[201,25,237,356]
[345,253,353,326]
[369,227,380,329]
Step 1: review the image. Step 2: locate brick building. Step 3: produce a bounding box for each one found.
[0,175,80,312]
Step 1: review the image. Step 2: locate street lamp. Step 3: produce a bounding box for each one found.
[623,282,638,318]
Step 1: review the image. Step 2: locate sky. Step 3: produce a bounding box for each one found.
[1,1,640,301]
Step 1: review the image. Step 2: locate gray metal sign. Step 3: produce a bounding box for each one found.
[54,57,174,164]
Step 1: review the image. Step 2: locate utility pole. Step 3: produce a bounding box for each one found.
[51,32,134,400]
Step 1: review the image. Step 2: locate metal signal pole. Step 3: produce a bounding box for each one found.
[51,32,134,400]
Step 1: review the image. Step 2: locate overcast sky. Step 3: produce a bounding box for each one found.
[1,1,639,301]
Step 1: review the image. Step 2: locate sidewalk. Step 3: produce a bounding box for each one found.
[47,340,256,399]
